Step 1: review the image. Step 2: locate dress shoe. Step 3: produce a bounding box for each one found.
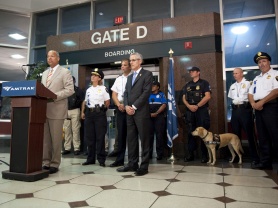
[156,156,163,160]
[42,166,50,170]
[62,150,71,155]
[135,168,148,176]
[109,161,124,167]
[108,151,118,157]
[99,163,106,167]
[74,151,80,155]
[117,165,138,172]
[201,158,208,163]
[184,156,194,162]
[82,161,95,166]
[251,163,273,170]
[49,167,58,174]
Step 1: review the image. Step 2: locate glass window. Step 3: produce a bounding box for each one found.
[132,0,170,22]
[33,48,47,64]
[224,18,278,68]
[33,10,57,46]
[174,0,219,17]
[223,0,274,20]
[61,3,91,34]
[225,69,261,120]
[95,0,128,29]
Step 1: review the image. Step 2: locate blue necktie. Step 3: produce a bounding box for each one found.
[132,72,137,85]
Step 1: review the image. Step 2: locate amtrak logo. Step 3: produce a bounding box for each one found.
[2,86,35,91]
[3,86,12,91]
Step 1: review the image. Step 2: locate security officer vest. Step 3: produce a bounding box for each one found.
[149,91,167,113]
[183,79,210,107]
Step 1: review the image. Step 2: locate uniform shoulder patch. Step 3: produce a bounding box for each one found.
[105,87,109,93]
[250,81,253,85]
[276,76,278,81]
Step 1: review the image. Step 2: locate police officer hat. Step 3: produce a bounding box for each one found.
[254,52,271,64]
[91,68,104,79]
[188,66,200,72]
[152,81,160,88]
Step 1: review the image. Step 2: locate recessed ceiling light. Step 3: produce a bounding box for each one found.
[231,26,249,34]
[9,33,26,40]
[246,45,250,47]
[267,43,270,45]
[99,12,103,15]
[62,41,76,46]
[11,54,25,59]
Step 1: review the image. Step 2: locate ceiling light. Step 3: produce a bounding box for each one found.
[231,26,249,35]
[9,33,26,40]
[62,41,76,46]
[11,54,25,59]
[246,45,250,47]
[99,12,103,15]
[267,43,270,45]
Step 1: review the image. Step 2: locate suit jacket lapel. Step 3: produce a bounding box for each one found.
[132,69,144,87]
[48,66,60,87]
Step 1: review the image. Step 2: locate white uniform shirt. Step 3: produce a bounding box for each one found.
[111,73,131,102]
[248,68,278,101]
[85,85,110,108]
[228,78,250,104]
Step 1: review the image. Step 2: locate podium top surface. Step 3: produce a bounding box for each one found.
[1,80,57,99]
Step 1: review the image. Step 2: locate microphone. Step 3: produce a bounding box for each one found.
[23,63,37,67]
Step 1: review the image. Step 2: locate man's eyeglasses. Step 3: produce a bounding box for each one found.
[129,59,140,62]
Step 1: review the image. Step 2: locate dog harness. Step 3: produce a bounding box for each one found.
[204,134,221,150]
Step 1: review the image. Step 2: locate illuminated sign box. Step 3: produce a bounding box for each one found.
[114,16,125,25]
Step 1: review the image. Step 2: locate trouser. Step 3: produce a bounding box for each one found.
[115,109,127,163]
[63,108,81,151]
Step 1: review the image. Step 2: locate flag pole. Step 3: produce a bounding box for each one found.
[167,48,178,162]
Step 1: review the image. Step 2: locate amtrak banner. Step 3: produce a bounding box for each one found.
[1,80,37,97]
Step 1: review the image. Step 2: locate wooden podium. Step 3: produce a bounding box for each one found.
[1,80,57,182]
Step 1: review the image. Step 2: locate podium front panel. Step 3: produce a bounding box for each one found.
[10,108,29,173]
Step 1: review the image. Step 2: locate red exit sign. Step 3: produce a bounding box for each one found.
[114,16,125,25]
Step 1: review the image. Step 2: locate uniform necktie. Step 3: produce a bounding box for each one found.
[132,72,137,86]
[46,68,54,87]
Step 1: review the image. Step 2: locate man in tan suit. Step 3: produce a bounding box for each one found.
[41,50,74,174]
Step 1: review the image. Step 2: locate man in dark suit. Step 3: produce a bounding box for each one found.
[41,50,74,174]
[117,52,153,176]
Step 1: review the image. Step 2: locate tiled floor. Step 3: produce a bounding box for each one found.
[0,153,277,208]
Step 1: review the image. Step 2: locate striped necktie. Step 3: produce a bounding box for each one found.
[46,69,54,87]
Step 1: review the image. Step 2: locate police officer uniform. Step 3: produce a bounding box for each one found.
[110,72,131,166]
[228,77,260,163]
[249,52,278,170]
[182,67,211,162]
[149,81,167,160]
[83,69,110,166]
[62,76,85,155]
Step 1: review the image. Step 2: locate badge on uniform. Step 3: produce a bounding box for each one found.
[267,75,271,79]
[98,89,102,93]
[196,85,200,90]
[187,87,191,91]
[242,84,246,89]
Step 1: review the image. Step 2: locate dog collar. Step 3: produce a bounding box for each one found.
[201,131,209,140]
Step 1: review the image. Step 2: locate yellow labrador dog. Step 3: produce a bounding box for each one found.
[192,127,244,165]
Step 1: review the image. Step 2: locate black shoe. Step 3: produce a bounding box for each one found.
[108,151,118,157]
[49,167,58,174]
[109,161,124,167]
[42,166,50,170]
[82,161,95,166]
[117,165,138,172]
[62,150,71,155]
[135,168,148,176]
[251,163,273,170]
[201,158,208,163]
[74,151,80,155]
[184,156,194,162]
[156,156,163,160]
[99,163,106,167]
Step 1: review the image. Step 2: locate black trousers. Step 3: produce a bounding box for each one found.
[84,110,107,164]
[126,114,150,170]
[115,109,127,163]
[149,114,166,158]
[231,106,260,162]
[255,103,278,166]
[185,107,210,158]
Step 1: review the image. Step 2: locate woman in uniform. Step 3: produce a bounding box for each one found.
[81,68,110,167]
